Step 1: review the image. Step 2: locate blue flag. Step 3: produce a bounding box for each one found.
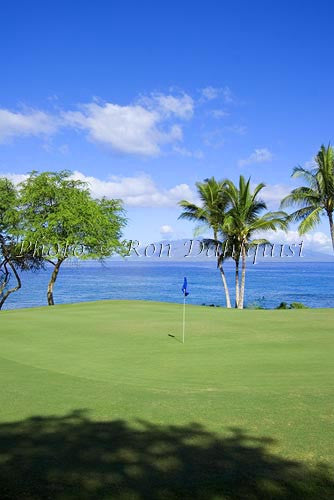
[182,277,189,296]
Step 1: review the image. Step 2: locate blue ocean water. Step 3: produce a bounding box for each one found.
[2,261,334,310]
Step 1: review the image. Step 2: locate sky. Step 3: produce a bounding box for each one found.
[1,0,334,253]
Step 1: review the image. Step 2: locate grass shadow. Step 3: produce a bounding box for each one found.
[0,410,333,499]
[168,333,183,343]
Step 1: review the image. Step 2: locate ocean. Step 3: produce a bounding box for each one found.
[2,260,334,310]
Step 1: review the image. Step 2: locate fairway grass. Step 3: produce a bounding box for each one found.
[0,300,333,498]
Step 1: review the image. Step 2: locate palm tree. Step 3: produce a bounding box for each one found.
[281,144,334,252]
[224,176,287,309]
[178,177,232,308]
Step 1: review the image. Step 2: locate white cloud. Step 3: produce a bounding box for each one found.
[255,229,332,254]
[201,86,220,101]
[256,229,299,243]
[222,87,234,103]
[42,142,70,154]
[249,182,292,209]
[239,148,273,167]
[260,183,291,206]
[64,102,181,156]
[225,124,247,135]
[200,86,234,103]
[309,231,332,246]
[0,108,58,142]
[211,109,229,119]
[160,225,173,235]
[0,93,193,155]
[0,173,28,185]
[2,90,241,157]
[0,88,247,160]
[1,170,197,208]
[70,171,197,207]
[63,93,194,156]
[149,93,194,119]
[58,144,69,154]
[303,158,317,169]
[172,146,204,159]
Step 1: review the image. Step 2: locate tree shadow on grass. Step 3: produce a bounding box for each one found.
[0,410,333,499]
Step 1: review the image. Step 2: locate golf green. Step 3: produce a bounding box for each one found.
[0,300,333,498]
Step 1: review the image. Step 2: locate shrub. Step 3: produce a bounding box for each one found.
[276,301,309,309]
[246,303,265,310]
[276,302,289,309]
[290,302,309,309]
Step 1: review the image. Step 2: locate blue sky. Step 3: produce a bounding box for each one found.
[1,0,334,251]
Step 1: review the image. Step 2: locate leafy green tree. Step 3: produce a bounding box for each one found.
[281,144,334,252]
[178,177,232,308]
[224,176,287,309]
[0,178,19,308]
[0,178,42,309]
[19,171,126,306]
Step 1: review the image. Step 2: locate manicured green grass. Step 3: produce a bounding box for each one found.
[0,301,333,498]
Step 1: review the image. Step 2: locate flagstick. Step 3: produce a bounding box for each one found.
[182,294,186,344]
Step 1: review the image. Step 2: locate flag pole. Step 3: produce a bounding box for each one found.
[181,277,188,344]
[182,293,186,344]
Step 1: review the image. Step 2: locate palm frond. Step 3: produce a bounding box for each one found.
[249,238,270,246]
[251,182,266,201]
[280,187,320,209]
[291,166,317,188]
[298,206,323,234]
[284,145,334,238]
[193,224,209,237]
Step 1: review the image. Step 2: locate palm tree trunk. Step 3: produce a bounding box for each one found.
[219,264,231,308]
[234,258,240,308]
[214,231,231,308]
[238,245,247,310]
[47,258,63,306]
[328,211,334,252]
[0,260,21,310]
